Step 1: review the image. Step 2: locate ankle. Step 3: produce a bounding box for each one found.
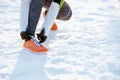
[20,31,31,41]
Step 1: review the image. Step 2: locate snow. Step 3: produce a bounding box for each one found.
[0,0,120,80]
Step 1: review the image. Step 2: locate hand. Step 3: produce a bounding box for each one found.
[37,28,47,43]
[37,34,47,43]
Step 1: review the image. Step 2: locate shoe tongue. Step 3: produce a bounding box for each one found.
[31,36,36,41]
[31,36,41,46]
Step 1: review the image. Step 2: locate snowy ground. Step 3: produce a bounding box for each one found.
[0,0,120,80]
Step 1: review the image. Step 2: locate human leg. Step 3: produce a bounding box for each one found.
[26,0,45,37]
[20,0,48,52]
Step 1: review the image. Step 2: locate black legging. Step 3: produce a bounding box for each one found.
[26,0,45,36]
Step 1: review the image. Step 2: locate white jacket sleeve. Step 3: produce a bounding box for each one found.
[40,2,59,36]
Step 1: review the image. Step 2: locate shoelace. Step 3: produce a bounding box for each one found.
[31,36,41,47]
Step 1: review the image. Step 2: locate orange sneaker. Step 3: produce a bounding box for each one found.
[23,38,48,52]
[51,23,58,31]
[43,11,58,31]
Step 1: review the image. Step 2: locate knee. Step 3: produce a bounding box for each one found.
[57,8,72,21]
[56,2,72,21]
[63,9,72,21]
